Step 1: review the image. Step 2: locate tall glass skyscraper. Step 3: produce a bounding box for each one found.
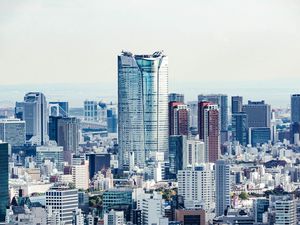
[16,92,49,145]
[0,142,9,222]
[118,51,168,168]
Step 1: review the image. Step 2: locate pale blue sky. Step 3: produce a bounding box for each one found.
[1,0,300,107]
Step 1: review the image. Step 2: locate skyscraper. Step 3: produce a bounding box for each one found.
[198,102,220,163]
[16,92,49,145]
[0,142,9,222]
[57,117,79,154]
[0,118,25,147]
[232,113,248,146]
[198,94,228,142]
[291,94,300,123]
[242,100,271,128]
[118,51,168,168]
[169,135,186,178]
[169,102,189,136]
[187,101,198,132]
[216,159,231,217]
[231,96,243,114]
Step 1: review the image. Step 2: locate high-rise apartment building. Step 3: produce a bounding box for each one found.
[183,138,205,168]
[216,160,231,217]
[198,102,220,163]
[242,100,271,128]
[231,96,243,114]
[46,187,78,225]
[198,94,228,142]
[118,51,168,168]
[16,92,49,145]
[272,195,297,225]
[0,119,25,147]
[232,113,248,146]
[0,142,9,222]
[178,164,215,213]
[169,102,189,136]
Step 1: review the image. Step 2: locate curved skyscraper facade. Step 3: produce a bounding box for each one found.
[118,51,168,168]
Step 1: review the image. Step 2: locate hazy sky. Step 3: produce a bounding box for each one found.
[1,0,300,106]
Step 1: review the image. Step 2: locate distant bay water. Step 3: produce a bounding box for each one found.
[0,79,299,108]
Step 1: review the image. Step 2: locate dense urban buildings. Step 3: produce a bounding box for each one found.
[2,52,300,225]
[118,51,168,168]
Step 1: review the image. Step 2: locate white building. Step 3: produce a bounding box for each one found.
[178,163,215,215]
[216,159,231,217]
[46,187,78,225]
[274,195,297,225]
[104,210,124,225]
[183,139,205,168]
[141,192,165,225]
[72,160,89,190]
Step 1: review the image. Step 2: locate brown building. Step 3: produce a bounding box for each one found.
[169,102,189,136]
[175,209,206,225]
[198,101,220,163]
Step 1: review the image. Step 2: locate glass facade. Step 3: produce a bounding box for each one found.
[0,143,8,222]
[118,52,168,168]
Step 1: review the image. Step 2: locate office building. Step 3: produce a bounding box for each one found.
[198,94,228,143]
[87,153,110,179]
[46,187,78,225]
[273,195,297,225]
[291,94,300,123]
[198,102,220,163]
[242,100,271,128]
[16,92,49,145]
[0,142,8,222]
[249,127,271,146]
[169,102,189,136]
[290,122,300,144]
[183,138,205,168]
[216,160,231,217]
[175,209,206,225]
[231,113,248,146]
[254,198,269,223]
[107,108,117,133]
[49,101,69,117]
[104,210,124,225]
[36,145,64,171]
[132,209,142,225]
[169,93,184,103]
[0,119,25,147]
[118,51,168,168]
[231,96,243,114]
[57,117,79,154]
[178,164,215,212]
[169,135,186,178]
[102,188,132,221]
